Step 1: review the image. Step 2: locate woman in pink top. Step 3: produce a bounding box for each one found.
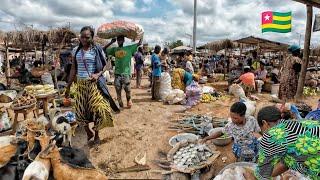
[236,66,255,95]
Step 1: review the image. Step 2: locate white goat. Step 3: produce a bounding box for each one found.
[22,134,52,180]
[52,114,73,147]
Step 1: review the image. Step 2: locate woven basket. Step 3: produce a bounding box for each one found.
[31,68,48,78]
[167,139,220,174]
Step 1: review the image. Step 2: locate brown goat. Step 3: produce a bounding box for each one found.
[22,133,53,180]
[40,142,108,180]
[34,133,52,168]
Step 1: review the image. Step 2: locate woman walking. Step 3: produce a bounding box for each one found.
[278,45,302,100]
[65,26,119,144]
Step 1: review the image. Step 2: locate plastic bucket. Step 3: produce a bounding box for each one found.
[271,84,280,95]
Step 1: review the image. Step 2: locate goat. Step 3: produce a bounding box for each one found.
[59,146,94,168]
[23,133,53,180]
[52,115,72,147]
[40,142,108,180]
[0,136,16,168]
[0,138,29,180]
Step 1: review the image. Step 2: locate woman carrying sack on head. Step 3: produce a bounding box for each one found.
[65,26,120,144]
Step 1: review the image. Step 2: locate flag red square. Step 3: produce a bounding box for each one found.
[262,11,273,24]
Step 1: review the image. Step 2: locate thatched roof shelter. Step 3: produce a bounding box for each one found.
[198,39,234,52]
[0,27,76,51]
[234,36,289,52]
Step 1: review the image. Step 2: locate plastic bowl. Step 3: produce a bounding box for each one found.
[217,162,257,175]
[168,133,199,147]
[208,128,232,146]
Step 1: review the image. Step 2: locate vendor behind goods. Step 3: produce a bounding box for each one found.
[244,106,320,179]
[200,102,261,161]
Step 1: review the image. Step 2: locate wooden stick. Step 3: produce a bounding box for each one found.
[115,164,151,173]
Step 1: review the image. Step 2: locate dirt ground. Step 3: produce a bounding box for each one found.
[3,76,320,179]
[75,78,319,179]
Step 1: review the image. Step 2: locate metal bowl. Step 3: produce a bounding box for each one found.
[208,128,232,146]
[168,133,199,147]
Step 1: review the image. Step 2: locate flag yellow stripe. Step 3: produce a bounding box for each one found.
[262,24,291,30]
[273,15,291,21]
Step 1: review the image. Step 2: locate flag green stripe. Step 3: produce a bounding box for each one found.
[273,12,291,17]
[262,28,291,33]
[273,20,291,25]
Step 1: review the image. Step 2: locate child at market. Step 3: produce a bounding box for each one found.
[200,102,261,160]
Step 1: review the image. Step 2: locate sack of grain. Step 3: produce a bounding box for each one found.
[97,20,144,40]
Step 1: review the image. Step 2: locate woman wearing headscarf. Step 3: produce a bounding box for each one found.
[171,68,194,91]
[244,106,320,179]
[65,26,119,144]
[278,45,302,100]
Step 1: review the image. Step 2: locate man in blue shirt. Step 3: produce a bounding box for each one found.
[151,45,161,100]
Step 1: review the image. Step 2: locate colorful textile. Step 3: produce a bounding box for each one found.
[279,55,302,100]
[172,68,186,90]
[106,44,138,76]
[239,72,256,88]
[255,120,320,180]
[261,11,292,33]
[223,116,261,144]
[64,111,76,123]
[72,47,97,79]
[74,79,114,131]
[97,21,144,40]
[183,71,193,87]
[185,81,202,107]
[252,61,260,71]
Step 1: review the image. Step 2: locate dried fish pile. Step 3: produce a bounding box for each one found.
[173,144,213,168]
[169,115,213,136]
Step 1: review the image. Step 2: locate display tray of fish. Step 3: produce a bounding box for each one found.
[167,140,220,174]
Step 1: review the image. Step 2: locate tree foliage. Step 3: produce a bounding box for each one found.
[169,40,183,49]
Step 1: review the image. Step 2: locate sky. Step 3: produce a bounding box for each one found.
[0,0,319,47]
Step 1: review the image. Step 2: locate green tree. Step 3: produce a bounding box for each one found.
[169,40,184,49]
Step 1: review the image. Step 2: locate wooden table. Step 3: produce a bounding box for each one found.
[35,92,57,116]
[12,104,38,132]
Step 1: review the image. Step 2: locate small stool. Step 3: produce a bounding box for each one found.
[36,93,57,116]
[12,105,38,132]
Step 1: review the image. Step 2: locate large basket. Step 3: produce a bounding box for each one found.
[167,139,220,174]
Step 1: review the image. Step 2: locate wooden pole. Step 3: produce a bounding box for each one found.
[295,5,313,100]
[4,37,11,87]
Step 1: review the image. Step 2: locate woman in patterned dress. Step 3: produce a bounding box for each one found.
[244,106,320,180]
[278,45,302,100]
[65,26,119,144]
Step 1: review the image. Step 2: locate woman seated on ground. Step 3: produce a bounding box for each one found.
[235,66,255,96]
[244,106,320,179]
[201,102,261,160]
[171,68,194,91]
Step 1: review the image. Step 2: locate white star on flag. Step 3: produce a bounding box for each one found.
[264,15,270,21]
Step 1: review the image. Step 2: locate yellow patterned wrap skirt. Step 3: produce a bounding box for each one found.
[172,68,186,91]
[74,79,114,130]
